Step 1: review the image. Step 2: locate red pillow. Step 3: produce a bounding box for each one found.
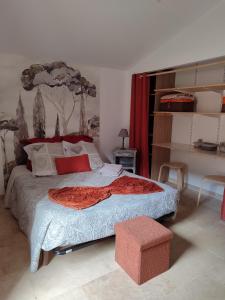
[55,154,91,175]
[62,135,93,143]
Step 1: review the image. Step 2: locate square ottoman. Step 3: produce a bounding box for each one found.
[115,216,173,285]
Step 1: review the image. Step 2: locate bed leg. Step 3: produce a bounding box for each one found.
[172,211,177,220]
[43,250,54,266]
[39,250,54,268]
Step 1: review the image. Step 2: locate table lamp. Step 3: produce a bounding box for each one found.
[118,129,129,149]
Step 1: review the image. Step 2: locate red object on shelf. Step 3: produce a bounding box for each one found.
[221,188,225,220]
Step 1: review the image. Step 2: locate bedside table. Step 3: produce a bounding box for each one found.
[113,148,137,174]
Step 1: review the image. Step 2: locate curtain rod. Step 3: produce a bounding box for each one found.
[139,58,225,77]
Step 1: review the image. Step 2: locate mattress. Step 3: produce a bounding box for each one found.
[5,165,178,272]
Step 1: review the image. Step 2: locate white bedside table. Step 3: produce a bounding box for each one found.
[113,148,137,174]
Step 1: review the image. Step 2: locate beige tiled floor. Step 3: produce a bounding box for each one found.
[0,190,225,300]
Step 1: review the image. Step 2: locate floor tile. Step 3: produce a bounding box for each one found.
[0,272,35,300]
[49,287,89,300]
[30,239,118,300]
[0,191,225,300]
[164,274,225,300]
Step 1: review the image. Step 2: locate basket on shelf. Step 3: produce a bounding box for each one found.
[159,93,195,112]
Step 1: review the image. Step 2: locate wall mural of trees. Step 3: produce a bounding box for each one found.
[33,87,46,138]
[0,61,100,188]
[55,114,60,137]
[14,95,29,164]
[21,61,98,136]
[0,114,18,187]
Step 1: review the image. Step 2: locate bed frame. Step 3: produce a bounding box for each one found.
[38,212,175,269]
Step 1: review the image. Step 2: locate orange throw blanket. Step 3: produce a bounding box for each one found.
[48,176,163,210]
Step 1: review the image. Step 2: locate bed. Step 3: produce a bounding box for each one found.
[5,165,178,272]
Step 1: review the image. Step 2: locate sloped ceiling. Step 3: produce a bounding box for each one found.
[0,0,222,69]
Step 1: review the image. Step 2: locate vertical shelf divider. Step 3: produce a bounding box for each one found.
[150,72,175,180]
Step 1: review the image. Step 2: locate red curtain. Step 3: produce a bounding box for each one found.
[129,73,149,177]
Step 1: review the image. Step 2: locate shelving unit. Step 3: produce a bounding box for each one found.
[148,57,225,181]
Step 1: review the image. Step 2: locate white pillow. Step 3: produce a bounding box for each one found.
[98,163,123,176]
[62,141,84,156]
[24,142,64,176]
[62,141,103,170]
[82,142,104,169]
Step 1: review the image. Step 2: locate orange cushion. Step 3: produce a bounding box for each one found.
[55,154,91,175]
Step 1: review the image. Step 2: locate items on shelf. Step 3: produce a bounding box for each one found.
[193,139,217,152]
[159,93,195,112]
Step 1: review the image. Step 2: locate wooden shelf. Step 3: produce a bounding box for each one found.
[149,57,225,181]
[154,111,225,118]
[155,82,225,93]
[152,142,225,159]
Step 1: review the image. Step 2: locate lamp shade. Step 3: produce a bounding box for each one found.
[118,129,129,138]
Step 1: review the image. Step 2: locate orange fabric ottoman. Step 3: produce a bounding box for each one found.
[115,216,173,285]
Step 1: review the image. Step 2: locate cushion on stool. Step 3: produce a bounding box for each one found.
[115,216,173,250]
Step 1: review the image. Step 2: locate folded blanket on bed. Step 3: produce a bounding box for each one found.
[98,163,123,176]
[48,176,163,209]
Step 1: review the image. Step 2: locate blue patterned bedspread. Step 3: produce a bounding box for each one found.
[5,166,178,272]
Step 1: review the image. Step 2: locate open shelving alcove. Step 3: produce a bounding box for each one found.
[147,57,225,181]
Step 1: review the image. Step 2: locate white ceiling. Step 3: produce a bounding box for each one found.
[0,0,222,69]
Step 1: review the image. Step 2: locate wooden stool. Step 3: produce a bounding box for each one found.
[158,162,186,192]
[197,175,225,207]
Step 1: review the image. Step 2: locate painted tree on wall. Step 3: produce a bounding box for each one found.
[76,76,97,134]
[14,95,29,164]
[54,114,60,136]
[88,115,100,137]
[33,87,46,138]
[21,62,97,135]
[0,116,18,186]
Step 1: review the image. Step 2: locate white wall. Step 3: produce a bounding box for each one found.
[130,1,225,74]
[0,53,127,194]
[99,67,128,162]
